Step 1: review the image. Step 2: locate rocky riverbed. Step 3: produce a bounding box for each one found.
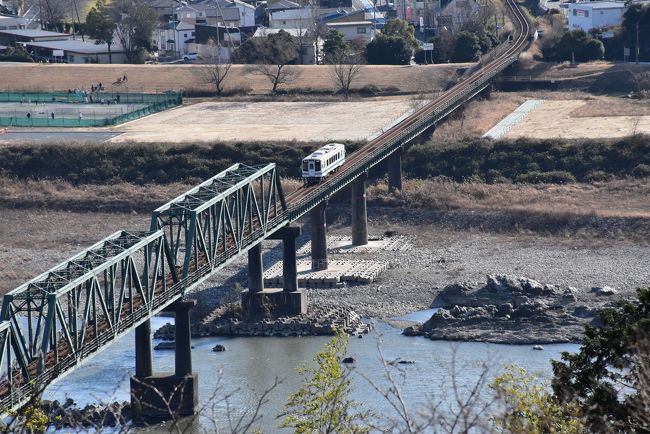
[177,206,647,344]
[2,206,648,345]
[154,303,370,340]
[403,274,621,344]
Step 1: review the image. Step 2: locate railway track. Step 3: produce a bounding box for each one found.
[286,0,530,207]
[0,0,529,411]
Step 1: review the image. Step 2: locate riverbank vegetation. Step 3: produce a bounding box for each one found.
[2,135,650,185]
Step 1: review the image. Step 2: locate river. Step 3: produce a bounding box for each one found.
[40,312,580,433]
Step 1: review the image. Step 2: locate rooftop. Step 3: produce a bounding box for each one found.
[572,1,626,8]
[25,39,125,54]
[267,0,300,10]
[0,29,69,38]
[327,20,373,26]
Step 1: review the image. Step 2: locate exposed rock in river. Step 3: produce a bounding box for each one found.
[405,274,623,344]
[155,303,371,339]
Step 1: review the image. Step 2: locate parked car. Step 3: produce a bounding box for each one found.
[183,52,198,62]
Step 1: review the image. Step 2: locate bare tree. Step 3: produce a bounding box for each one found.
[200,38,232,95]
[246,30,301,94]
[251,64,301,94]
[329,51,363,101]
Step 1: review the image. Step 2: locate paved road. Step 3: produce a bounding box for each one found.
[0,130,119,143]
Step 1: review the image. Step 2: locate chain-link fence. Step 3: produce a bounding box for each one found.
[0,91,182,127]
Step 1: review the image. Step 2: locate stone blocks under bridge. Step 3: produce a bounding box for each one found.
[241,288,307,318]
[130,374,198,423]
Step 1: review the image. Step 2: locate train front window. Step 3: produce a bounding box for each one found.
[315,161,321,171]
[308,161,314,171]
[302,161,308,171]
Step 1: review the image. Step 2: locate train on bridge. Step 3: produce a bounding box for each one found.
[301,143,346,184]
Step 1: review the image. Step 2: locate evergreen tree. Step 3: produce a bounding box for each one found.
[281,329,369,433]
[86,0,115,64]
[551,288,650,432]
[323,29,348,64]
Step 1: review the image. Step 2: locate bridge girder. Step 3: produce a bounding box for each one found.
[0,230,176,410]
[0,163,289,411]
[151,163,288,291]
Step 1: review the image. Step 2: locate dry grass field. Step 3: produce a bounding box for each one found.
[111,98,416,142]
[505,99,650,139]
[368,178,650,220]
[0,63,470,94]
[509,60,650,80]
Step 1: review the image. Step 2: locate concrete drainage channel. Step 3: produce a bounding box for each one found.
[483,99,545,139]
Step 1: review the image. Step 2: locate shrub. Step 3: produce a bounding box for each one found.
[542,30,604,62]
[515,171,576,184]
[493,366,585,434]
[365,35,412,65]
[403,135,650,183]
[632,163,650,178]
[583,170,614,182]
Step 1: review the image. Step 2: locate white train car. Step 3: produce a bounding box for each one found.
[301,143,346,184]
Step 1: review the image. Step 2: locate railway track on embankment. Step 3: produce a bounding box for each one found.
[285,0,531,215]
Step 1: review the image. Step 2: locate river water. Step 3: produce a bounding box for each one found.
[42,315,579,433]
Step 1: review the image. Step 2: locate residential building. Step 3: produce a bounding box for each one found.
[269,7,315,29]
[567,1,626,31]
[0,29,68,46]
[267,0,301,11]
[0,14,26,30]
[25,39,127,63]
[194,24,242,62]
[158,20,196,56]
[326,20,376,42]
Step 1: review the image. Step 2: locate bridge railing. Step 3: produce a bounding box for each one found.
[0,163,291,411]
[0,230,181,410]
[151,163,288,290]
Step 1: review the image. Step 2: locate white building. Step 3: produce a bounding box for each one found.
[0,14,26,30]
[326,21,376,42]
[158,20,196,55]
[178,1,255,27]
[269,7,315,29]
[25,39,127,63]
[567,1,626,31]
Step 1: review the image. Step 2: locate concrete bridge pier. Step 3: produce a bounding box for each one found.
[310,201,328,271]
[388,148,403,192]
[351,173,368,246]
[247,243,265,293]
[131,300,198,424]
[242,227,307,316]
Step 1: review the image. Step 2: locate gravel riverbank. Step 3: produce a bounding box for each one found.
[1,206,648,344]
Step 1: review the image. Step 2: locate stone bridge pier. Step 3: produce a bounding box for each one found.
[241,226,307,317]
[131,300,198,423]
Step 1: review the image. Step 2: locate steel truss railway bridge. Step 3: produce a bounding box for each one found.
[0,0,531,421]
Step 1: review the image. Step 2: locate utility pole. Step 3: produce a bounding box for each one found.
[636,22,640,64]
[70,0,75,40]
